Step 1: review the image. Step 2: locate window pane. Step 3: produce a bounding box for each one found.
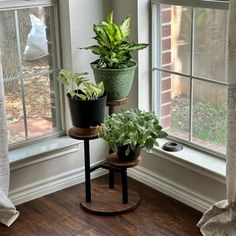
[5,79,25,144]
[0,10,20,79]
[18,7,56,75]
[160,72,190,140]
[193,8,228,82]
[160,5,191,74]
[192,80,227,154]
[24,73,59,139]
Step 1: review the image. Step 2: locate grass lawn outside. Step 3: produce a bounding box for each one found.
[170,96,227,154]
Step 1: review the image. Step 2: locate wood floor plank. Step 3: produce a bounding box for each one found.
[0,175,202,236]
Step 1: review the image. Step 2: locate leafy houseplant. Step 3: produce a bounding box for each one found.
[57,69,104,100]
[82,12,148,100]
[57,69,107,131]
[99,109,168,161]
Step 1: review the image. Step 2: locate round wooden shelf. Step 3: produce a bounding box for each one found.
[106,153,141,168]
[80,185,140,215]
[106,97,128,107]
[68,127,99,140]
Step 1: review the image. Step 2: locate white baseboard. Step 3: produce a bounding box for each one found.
[9,167,107,206]
[10,162,216,212]
[128,166,217,213]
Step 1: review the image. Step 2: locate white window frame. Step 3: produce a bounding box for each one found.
[0,0,65,149]
[151,0,229,158]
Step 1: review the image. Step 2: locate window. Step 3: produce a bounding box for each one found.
[0,0,63,147]
[152,0,229,156]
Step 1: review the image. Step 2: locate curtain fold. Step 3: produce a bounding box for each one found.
[0,51,19,226]
[197,0,236,235]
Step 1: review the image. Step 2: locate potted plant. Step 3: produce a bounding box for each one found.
[82,12,148,101]
[57,69,107,134]
[99,109,167,161]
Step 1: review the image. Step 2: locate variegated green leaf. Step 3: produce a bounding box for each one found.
[120,15,131,39]
[107,11,113,24]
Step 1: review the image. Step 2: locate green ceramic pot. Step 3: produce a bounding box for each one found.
[91,61,137,101]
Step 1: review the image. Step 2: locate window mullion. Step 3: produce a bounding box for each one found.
[0,1,53,11]
[151,0,229,9]
[152,3,161,118]
[3,70,58,84]
[15,10,29,140]
[189,7,195,142]
[50,4,63,131]
[154,67,228,86]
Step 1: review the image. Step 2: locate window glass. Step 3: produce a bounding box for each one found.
[192,80,227,154]
[0,10,20,79]
[160,73,190,141]
[193,8,228,81]
[160,5,192,74]
[18,7,54,74]
[5,79,25,144]
[23,73,58,138]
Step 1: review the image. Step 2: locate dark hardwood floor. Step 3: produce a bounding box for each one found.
[0,175,202,236]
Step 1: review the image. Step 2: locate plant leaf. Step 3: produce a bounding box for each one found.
[113,23,123,42]
[75,93,87,101]
[125,146,130,156]
[107,11,113,24]
[82,45,103,55]
[120,15,131,39]
[127,43,149,52]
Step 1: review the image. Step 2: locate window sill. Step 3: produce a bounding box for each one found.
[153,139,226,183]
[9,136,82,168]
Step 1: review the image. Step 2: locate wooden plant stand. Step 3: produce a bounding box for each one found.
[68,97,141,215]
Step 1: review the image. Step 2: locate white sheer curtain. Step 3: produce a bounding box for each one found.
[0,52,19,226]
[197,0,236,235]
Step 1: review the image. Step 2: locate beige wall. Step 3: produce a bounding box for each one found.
[112,0,139,109]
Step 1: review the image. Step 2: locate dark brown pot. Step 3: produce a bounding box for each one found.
[116,144,141,162]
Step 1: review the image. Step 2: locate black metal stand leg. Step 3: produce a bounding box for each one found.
[108,105,115,189]
[84,140,91,202]
[122,169,128,204]
[109,105,115,115]
[109,170,115,189]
